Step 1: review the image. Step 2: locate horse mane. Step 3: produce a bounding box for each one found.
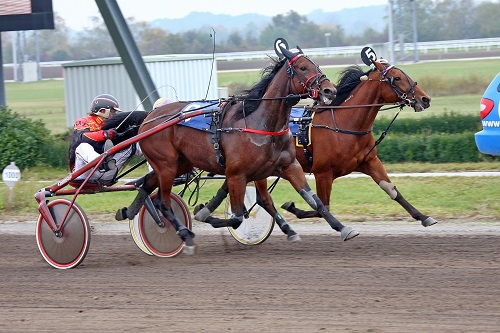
[232,57,287,120]
[331,65,375,106]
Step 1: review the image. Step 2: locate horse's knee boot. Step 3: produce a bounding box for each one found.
[299,189,318,210]
[126,188,150,220]
[194,187,229,221]
[194,206,211,222]
[206,187,229,211]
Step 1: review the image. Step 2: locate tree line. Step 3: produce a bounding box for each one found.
[1,0,499,63]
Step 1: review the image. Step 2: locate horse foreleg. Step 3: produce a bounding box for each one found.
[254,179,300,242]
[115,171,158,220]
[360,157,437,227]
[380,181,437,227]
[282,161,359,241]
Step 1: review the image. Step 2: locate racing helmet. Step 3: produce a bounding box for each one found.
[153,97,173,110]
[90,94,121,118]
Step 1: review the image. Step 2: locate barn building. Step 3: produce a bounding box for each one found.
[62,54,218,128]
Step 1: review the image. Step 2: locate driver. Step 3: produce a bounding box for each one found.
[69,94,125,183]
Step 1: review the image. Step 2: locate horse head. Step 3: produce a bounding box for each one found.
[372,59,431,112]
[276,38,336,105]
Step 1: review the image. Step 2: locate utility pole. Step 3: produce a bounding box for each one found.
[0,33,4,107]
[388,0,395,63]
[410,0,419,62]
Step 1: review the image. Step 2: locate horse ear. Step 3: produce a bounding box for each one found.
[296,46,304,54]
[372,59,386,72]
[280,46,296,60]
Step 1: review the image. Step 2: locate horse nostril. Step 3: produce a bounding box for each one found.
[324,88,337,98]
[423,96,431,106]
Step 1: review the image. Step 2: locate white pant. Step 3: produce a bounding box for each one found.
[74,142,142,182]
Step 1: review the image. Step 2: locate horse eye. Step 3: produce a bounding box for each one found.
[394,77,401,81]
[300,66,307,71]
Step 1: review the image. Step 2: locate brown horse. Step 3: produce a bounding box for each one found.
[118,39,359,254]
[280,57,436,226]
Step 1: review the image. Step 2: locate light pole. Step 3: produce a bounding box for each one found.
[324,32,331,47]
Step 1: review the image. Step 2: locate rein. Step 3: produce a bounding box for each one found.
[310,102,404,135]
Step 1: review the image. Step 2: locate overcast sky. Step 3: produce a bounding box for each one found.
[52,0,389,30]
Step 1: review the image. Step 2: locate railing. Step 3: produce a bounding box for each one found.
[214,37,500,61]
[4,37,500,71]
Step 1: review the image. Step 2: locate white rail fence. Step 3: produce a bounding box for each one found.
[214,37,500,61]
[4,37,500,71]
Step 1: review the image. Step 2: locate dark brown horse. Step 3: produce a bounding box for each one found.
[117,39,359,254]
[280,57,436,226]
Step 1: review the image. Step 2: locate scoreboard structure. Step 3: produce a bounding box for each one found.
[0,0,54,32]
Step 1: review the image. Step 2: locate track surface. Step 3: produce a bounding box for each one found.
[1,220,500,332]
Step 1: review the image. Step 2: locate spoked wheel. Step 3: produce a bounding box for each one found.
[138,192,192,257]
[225,183,274,245]
[36,198,91,269]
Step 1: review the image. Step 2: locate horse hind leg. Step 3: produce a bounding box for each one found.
[156,198,197,255]
[379,180,438,227]
[194,179,244,230]
[194,181,229,222]
[281,201,321,218]
[115,171,157,221]
[254,180,301,242]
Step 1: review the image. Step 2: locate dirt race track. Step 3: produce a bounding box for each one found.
[1,219,500,332]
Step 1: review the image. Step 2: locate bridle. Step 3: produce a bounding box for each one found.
[286,53,331,100]
[378,64,418,108]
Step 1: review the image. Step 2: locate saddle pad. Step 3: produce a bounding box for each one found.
[290,107,314,147]
[178,101,220,131]
[289,107,306,136]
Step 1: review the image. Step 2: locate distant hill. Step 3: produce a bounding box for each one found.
[150,5,387,38]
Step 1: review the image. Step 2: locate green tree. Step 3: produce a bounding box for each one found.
[0,108,50,170]
[71,16,118,59]
[474,2,500,37]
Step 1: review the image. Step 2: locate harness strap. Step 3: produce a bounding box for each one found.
[365,106,403,157]
[238,127,290,136]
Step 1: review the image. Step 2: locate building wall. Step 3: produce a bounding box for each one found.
[63,55,218,128]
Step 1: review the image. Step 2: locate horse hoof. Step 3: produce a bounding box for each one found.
[193,203,205,215]
[194,206,211,222]
[281,201,295,211]
[287,233,301,242]
[115,207,128,221]
[340,226,360,241]
[183,244,196,256]
[422,217,438,227]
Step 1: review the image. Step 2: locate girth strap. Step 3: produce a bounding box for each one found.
[210,101,232,167]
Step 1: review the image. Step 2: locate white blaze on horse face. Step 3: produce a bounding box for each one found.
[379,180,397,199]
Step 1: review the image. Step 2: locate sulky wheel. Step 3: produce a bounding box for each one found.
[129,217,153,256]
[36,198,91,269]
[138,192,192,257]
[225,183,274,245]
